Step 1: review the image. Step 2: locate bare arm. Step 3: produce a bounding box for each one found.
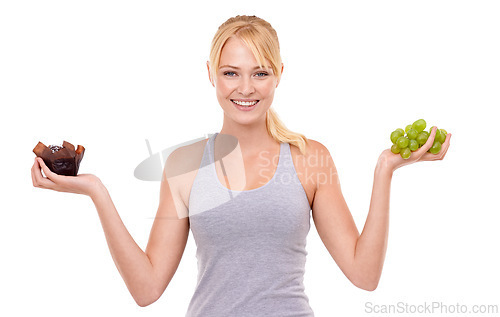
[90,171,189,306]
[310,127,451,291]
[350,165,392,290]
[32,152,190,307]
[90,184,159,306]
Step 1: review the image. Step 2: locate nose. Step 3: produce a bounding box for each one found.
[237,77,255,96]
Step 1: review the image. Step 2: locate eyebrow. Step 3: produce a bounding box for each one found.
[219,65,272,70]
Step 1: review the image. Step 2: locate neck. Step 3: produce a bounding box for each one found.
[218,113,278,153]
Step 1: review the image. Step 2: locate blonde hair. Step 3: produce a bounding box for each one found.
[209,15,310,155]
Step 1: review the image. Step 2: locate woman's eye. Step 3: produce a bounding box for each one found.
[222,71,268,77]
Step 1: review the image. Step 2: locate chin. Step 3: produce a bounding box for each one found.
[228,109,267,125]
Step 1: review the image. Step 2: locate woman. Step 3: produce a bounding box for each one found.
[31,15,451,316]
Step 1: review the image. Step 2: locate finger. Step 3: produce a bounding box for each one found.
[33,158,57,189]
[434,132,451,160]
[31,159,37,187]
[420,132,451,161]
[36,157,61,182]
[32,160,44,188]
[438,133,452,159]
[415,126,438,159]
[31,158,46,188]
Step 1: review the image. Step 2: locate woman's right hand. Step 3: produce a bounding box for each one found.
[31,157,102,197]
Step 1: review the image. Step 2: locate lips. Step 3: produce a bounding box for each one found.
[231,99,259,104]
[231,99,259,111]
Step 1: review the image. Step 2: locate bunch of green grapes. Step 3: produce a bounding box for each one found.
[390,119,448,159]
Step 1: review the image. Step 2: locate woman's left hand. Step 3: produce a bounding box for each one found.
[377,126,452,172]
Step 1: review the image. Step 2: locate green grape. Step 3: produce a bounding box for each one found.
[390,130,404,144]
[406,128,418,140]
[438,129,446,143]
[388,119,449,159]
[412,119,426,133]
[396,136,409,149]
[434,128,446,144]
[416,131,429,146]
[428,141,442,154]
[409,139,419,151]
[438,129,448,142]
[391,144,401,154]
[400,147,411,159]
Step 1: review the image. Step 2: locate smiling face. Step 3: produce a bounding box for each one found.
[208,36,281,125]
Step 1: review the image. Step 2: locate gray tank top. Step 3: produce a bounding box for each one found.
[186,132,314,317]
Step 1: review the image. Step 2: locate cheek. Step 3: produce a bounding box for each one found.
[257,83,275,97]
[216,81,235,96]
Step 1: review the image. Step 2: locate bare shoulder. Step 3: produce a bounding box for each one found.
[164,137,209,209]
[303,138,338,185]
[302,139,322,153]
[288,138,338,208]
[165,138,208,176]
[301,138,337,173]
[306,138,331,154]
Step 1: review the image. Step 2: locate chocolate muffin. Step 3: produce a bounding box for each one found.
[33,141,85,176]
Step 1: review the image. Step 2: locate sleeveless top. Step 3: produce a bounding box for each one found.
[186,132,315,317]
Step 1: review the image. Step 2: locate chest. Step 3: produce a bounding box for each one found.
[212,143,316,209]
[179,140,317,211]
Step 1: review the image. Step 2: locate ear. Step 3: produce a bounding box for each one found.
[207,61,215,87]
[276,62,284,88]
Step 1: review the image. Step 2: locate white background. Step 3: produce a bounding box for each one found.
[1,0,499,316]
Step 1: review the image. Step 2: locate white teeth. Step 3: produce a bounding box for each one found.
[232,100,258,106]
